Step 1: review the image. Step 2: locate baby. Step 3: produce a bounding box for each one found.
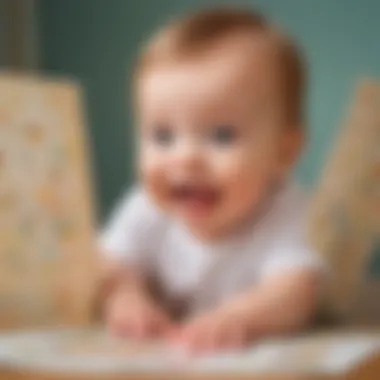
[99,7,327,353]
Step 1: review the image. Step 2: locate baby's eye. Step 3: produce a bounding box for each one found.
[210,125,238,145]
[151,125,175,146]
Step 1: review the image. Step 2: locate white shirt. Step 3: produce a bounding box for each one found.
[99,182,327,316]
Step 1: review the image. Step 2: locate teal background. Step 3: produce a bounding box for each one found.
[0,1,6,66]
[37,0,380,271]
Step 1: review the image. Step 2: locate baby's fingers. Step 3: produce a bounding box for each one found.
[198,322,225,352]
[149,310,172,336]
[223,324,246,350]
[178,316,246,353]
[180,317,215,354]
[107,311,133,338]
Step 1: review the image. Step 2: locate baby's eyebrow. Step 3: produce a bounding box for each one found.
[200,121,237,129]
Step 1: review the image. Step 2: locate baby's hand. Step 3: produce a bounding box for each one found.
[174,306,250,354]
[106,288,171,339]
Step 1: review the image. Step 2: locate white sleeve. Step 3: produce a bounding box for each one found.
[259,239,328,280]
[258,195,330,280]
[98,187,166,267]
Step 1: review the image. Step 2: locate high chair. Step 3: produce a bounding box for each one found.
[0,74,379,380]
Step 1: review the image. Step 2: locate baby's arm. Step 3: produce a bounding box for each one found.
[97,189,171,338]
[177,217,327,352]
[176,268,321,352]
[98,255,144,301]
[97,255,145,312]
[99,256,171,338]
[224,268,320,336]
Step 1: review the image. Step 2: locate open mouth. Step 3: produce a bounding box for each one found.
[170,183,220,215]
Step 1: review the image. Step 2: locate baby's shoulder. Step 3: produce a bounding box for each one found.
[109,186,169,232]
[279,182,311,218]
[260,182,311,237]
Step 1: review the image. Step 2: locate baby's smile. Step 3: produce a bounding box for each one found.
[170,181,221,218]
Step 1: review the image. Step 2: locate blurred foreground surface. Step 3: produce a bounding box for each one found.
[0,326,380,379]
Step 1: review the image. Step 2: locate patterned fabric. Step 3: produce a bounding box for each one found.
[0,74,96,329]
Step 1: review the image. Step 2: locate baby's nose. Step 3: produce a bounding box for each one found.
[171,141,204,170]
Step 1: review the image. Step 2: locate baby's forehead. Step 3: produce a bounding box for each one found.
[138,42,282,117]
[145,33,279,76]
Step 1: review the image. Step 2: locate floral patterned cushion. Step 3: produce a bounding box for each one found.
[0,74,96,329]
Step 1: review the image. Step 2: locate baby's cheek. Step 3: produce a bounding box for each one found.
[139,152,168,200]
[232,175,263,212]
[140,147,165,179]
[220,151,274,210]
[210,149,247,180]
[213,149,261,182]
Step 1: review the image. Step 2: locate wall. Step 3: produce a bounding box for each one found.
[0,0,39,70]
[0,0,39,69]
[36,0,380,279]
[0,1,6,67]
[37,0,380,221]
[35,0,380,274]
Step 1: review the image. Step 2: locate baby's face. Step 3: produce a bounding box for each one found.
[137,38,301,240]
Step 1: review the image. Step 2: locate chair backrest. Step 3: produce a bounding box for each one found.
[308,79,380,321]
[0,73,97,330]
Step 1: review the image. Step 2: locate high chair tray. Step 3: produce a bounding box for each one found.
[0,327,380,379]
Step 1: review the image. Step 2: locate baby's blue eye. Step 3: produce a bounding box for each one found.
[152,126,175,146]
[210,125,238,145]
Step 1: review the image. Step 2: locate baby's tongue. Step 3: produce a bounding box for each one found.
[176,187,218,211]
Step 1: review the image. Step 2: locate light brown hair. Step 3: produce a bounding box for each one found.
[135,7,306,127]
